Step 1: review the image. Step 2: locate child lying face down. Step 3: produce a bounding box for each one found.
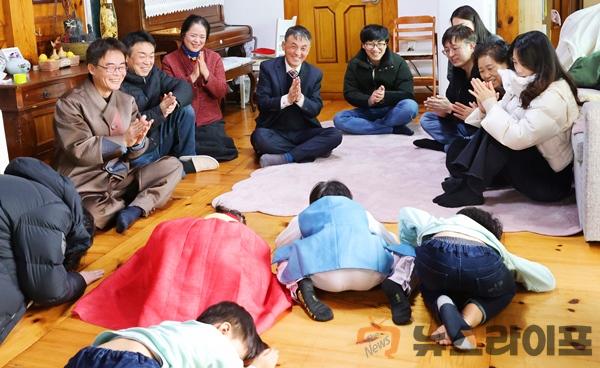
[273,180,418,324]
[71,205,291,335]
[65,301,279,368]
[399,206,555,350]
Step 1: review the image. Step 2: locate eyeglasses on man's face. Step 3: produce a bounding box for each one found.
[96,64,127,74]
[364,41,387,50]
[442,43,467,56]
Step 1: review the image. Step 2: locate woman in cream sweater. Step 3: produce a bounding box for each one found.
[433,30,581,208]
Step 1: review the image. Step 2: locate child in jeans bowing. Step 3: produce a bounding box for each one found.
[65,302,278,368]
[399,206,555,350]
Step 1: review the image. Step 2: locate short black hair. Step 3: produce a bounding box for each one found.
[86,37,128,66]
[284,25,311,42]
[309,180,353,204]
[180,14,211,40]
[215,205,246,224]
[197,301,267,361]
[474,38,509,65]
[457,207,503,240]
[441,24,477,46]
[122,31,156,55]
[360,24,389,43]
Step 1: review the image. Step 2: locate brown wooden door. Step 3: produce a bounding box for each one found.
[294,0,393,94]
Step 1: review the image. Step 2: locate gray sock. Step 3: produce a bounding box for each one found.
[259,153,288,168]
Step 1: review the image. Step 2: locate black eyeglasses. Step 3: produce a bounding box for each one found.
[364,41,387,50]
[96,64,127,74]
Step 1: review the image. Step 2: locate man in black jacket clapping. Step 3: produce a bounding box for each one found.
[121,31,209,174]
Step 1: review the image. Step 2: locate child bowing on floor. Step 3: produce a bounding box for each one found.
[273,180,417,324]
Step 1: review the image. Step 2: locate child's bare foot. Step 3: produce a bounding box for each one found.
[431,325,452,345]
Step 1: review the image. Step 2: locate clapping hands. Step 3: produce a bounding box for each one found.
[190,51,210,83]
[451,102,477,121]
[424,95,452,117]
[468,78,499,113]
[125,114,153,147]
[368,85,385,106]
[160,92,177,118]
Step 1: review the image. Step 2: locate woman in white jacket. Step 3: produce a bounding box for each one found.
[433,31,581,208]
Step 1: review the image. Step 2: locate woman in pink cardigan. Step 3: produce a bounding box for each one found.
[162,15,238,161]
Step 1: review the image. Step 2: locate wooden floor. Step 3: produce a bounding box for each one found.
[1,100,599,367]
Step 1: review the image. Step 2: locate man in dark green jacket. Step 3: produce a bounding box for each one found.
[333,24,418,135]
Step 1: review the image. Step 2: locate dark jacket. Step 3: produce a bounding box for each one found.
[343,48,414,108]
[121,66,193,128]
[0,158,91,343]
[255,56,323,131]
[445,64,480,124]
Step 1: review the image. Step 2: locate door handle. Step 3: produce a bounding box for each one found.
[361,0,381,4]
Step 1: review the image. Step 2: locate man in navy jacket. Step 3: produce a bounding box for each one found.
[121,31,201,173]
[251,25,342,167]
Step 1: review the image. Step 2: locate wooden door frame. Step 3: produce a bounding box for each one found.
[284,0,398,99]
[285,0,398,29]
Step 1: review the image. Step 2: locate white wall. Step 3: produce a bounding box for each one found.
[224,0,284,49]
[397,0,496,95]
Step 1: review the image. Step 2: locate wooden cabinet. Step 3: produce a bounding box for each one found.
[0,64,89,162]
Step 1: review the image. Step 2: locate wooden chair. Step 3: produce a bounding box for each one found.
[390,16,437,97]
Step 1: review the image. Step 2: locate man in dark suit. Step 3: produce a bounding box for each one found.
[251,25,343,167]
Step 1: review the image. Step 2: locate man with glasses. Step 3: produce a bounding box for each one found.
[54,38,182,234]
[120,31,206,174]
[414,25,480,152]
[333,24,418,136]
[251,25,343,167]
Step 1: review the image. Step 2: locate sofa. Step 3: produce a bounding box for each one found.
[572,95,600,242]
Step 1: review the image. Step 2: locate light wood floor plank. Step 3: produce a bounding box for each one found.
[1,101,598,367]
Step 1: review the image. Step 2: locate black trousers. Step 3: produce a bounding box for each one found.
[195,120,238,162]
[445,130,573,202]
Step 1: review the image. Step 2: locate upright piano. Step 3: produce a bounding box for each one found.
[114,1,253,56]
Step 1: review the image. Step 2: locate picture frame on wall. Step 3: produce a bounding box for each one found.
[0,47,24,61]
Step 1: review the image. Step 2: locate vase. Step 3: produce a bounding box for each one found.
[99,0,118,38]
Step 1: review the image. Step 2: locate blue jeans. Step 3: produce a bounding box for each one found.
[130,105,196,168]
[415,236,516,323]
[419,112,478,151]
[65,346,160,368]
[251,127,343,162]
[333,99,419,134]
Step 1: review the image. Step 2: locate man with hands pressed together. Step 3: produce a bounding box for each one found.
[251,25,342,168]
[334,24,418,135]
[120,31,204,174]
[414,25,480,152]
[54,38,182,234]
